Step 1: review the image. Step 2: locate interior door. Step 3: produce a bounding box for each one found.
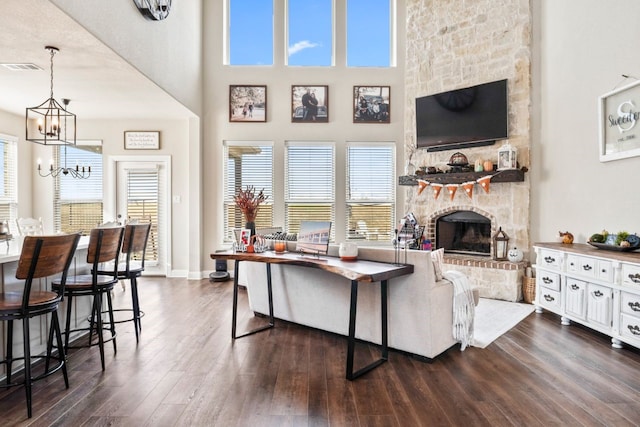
[116,160,167,276]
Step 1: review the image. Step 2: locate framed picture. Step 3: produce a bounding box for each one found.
[124,131,160,150]
[229,85,267,122]
[353,86,390,123]
[291,85,328,123]
[599,80,640,162]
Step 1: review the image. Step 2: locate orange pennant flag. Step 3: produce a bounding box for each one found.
[462,181,475,199]
[446,184,458,200]
[417,180,429,195]
[431,183,443,200]
[477,175,492,194]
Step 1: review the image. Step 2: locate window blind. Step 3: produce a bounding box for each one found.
[54,142,103,234]
[285,142,335,237]
[346,143,395,242]
[126,168,160,263]
[223,141,274,241]
[0,134,17,229]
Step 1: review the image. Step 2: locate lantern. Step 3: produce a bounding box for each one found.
[492,227,510,260]
[497,142,518,170]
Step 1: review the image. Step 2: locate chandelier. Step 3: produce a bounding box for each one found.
[26,46,76,145]
[133,0,172,21]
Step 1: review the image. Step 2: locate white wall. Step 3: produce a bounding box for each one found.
[532,0,640,244]
[201,1,408,269]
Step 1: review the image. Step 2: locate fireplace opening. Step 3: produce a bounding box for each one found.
[436,211,491,256]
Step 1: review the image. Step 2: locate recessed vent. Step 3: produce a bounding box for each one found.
[1,63,43,71]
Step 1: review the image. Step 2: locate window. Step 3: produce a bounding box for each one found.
[228,0,274,65]
[285,142,334,237]
[125,168,160,263]
[347,0,392,67]
[346,143,395,242]
[223,141,274,241]
[54,142,103,234]
[287,0,333,66]
[0,134,17,229]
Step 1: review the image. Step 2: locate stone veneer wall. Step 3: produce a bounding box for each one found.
[404,0,532,300]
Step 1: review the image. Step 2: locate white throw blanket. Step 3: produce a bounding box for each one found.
[444,270,475,350]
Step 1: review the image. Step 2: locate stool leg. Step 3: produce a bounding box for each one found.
[6,320,13,385]
[106,289,117,354]
[64,294,73,352]
[130,277,141,342]
[93,294,106,371]
[22,317,32,418]
[52,311,69,389]
[45,312,56,373]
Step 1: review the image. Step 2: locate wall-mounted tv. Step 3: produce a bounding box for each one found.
[296,221,332,256]
[415,79,508,152]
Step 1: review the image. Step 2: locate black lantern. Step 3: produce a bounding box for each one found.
[492,227,510,260]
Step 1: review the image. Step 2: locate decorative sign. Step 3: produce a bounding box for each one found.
[599,80,640,162]
[124,131,160,150]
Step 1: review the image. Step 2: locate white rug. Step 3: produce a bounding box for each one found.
[472,297,535,348]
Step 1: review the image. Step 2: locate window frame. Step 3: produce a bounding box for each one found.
[0,133,18,233]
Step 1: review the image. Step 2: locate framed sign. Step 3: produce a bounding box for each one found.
[124,131,160,150]
[599,80,640,162]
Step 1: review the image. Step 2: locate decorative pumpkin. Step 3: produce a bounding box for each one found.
[483,160,494,172]
[507,247,524,263]
[559,231,574,244]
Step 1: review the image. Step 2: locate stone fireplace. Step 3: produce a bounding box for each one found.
[436,210,492,256]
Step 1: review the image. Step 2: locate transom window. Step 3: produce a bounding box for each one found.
[347,0,392,67]
[223,141,274,241]
[228,0,274,65]
[287,0,333,66]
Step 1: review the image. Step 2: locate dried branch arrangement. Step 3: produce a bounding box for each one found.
[234,185,269,222]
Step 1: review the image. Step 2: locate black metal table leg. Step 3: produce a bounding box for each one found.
[232,261,275,339]
[346,279,389,380]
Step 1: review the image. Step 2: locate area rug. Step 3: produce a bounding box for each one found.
[472,297,535,348]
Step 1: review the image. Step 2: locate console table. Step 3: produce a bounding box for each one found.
[210,250,414,380]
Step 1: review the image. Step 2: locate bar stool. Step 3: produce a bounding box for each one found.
[97,222,151,343]
[0,233,80,418]
[52,226,125,371]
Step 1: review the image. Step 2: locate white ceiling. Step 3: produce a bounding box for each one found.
[0,0,194,120]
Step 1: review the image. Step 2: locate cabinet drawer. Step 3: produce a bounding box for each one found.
[620,313,640,342]
[537,271,560,292]
[539,288,561,311]
[597,259,614,282]
[622,263,640,289]
[621,291,640,318]
[538,249,561,269]
[566,254,597,279]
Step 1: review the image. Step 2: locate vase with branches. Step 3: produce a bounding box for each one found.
[234,185,268,237]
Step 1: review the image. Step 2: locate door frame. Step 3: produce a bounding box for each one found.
[106,155,172,276]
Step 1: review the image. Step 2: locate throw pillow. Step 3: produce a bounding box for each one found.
[431,248,444,281]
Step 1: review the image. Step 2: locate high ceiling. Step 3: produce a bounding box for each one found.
[0,0,194,120]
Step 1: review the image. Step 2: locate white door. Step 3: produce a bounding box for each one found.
[116,160,169,276]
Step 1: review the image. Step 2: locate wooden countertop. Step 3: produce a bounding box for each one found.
[534,242,640,263]
[211,250,414,283]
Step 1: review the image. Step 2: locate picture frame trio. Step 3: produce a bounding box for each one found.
[229,84,391,124]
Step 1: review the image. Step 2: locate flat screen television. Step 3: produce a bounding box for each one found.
[296,221,332,255]
[415,79,508,152]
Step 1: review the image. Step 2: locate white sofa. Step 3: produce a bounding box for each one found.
[240,245,458,360]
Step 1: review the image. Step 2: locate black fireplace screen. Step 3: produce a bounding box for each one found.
[436,211,491,256]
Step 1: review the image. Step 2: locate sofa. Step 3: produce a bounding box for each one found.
[239,245,459,360]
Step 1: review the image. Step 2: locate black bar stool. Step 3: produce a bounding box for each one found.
[52,226,125,371]
[98,222,151,342]
[0,233,80,418]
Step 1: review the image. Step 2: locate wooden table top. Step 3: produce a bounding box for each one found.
[211,250,414,283]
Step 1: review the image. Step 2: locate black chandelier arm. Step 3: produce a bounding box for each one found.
[38,165,91,179]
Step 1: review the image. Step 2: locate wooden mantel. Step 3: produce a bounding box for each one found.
[398,167,527,186]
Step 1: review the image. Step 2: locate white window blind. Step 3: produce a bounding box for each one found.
[285,141,334,237]
[54,142,103,234]
[223,141,274,241]
[126,168,160,263]
[346,143,395,242]
[0,134,17,229]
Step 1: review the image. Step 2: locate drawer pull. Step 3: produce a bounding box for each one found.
[583,265,593,271]
[629,273,640,284]
[628,325,640,336]
[542,277,553,284]
[544,294,555,302]
[629,302,640,312]
[593,290,603,298]
[570,284,580,290]
[601,269,607,273]
[570,262,575,267]
[544,256,556,264]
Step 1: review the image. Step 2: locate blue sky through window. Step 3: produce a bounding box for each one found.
[229,0,274,65]
[347,0,391,67]
[287,0,332,66]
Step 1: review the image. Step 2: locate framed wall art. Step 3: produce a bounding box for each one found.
[291,85,328,123]
[353,86,390,123]
[229,85,267,122]
[599,79,640,162]
[124,131,160,150]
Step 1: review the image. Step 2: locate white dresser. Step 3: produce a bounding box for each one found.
[534,243,640,349]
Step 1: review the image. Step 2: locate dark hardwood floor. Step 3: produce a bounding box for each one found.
[1,277,640,426]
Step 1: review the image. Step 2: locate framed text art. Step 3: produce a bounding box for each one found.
[291,85,328,123]
[353,86,390,123]
[124,131,160,150]
[229,85,267,122]
[599,80,640,162]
